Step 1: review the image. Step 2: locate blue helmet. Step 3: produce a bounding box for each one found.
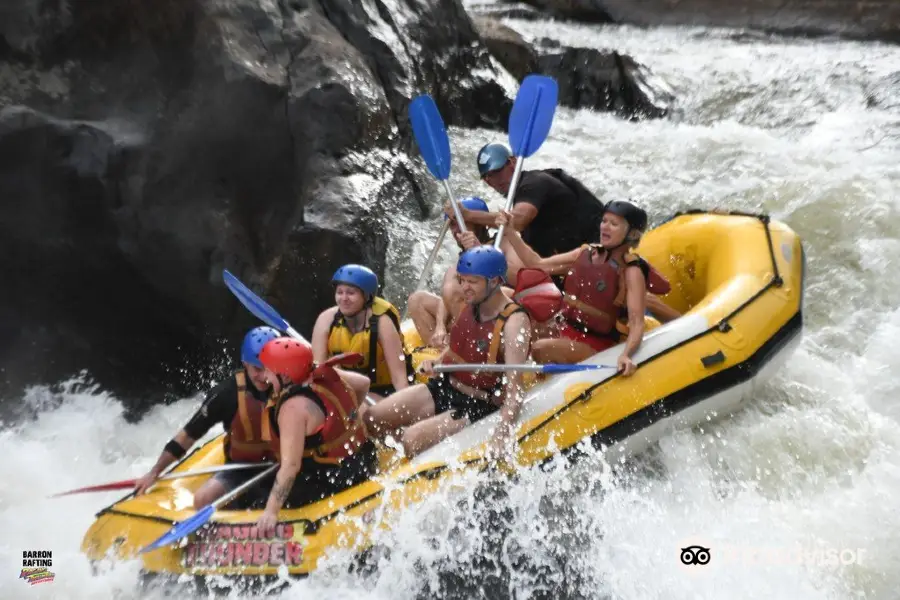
[331,264,378,298]
[241,326,280,368]
[457,245,507,280]
[444,196,489,220]
[477,143,511,177]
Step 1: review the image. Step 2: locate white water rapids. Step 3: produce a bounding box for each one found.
[2,18,900,600]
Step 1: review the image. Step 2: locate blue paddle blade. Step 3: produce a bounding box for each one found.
[508,75,559,158]
[140,504,215,554]
[409,95,452,180]
[541,363,617,374]
[223,269,289,333]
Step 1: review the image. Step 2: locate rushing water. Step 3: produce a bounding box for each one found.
[3,18,900,600]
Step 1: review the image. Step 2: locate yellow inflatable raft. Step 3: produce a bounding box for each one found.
[80,211,805,582]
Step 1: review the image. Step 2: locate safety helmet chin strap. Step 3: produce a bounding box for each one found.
[602,225,640,253]
[473,276,502,320]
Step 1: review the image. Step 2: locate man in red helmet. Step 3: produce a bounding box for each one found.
[253,337,377,531]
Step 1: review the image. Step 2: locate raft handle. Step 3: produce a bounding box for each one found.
[701,350,726,368]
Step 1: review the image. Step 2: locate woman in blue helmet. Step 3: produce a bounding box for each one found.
[311,264,411,400]
[364,245,532,459]
[133,326,280,507]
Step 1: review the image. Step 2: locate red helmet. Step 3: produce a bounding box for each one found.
[258,337,314,383]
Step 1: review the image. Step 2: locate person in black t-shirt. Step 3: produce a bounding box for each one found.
[132,326,281,508]
[457,143,606,259]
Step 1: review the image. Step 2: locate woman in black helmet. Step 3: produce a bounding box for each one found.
[496,200,653,376]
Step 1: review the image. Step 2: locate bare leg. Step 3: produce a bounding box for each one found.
[400,411,469,457]
[363,383,437,441]
[192,478,228,509]
[533,338,599,364]
[408,291,441,345]
[336,368,371,407]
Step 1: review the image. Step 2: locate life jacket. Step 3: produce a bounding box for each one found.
[440,301,529,392]
[513,267,563,322]
[541,168,673,296]
[223,370,276,463]
[265,361,366,465]
[327,296,413,388]
[562,244,650,338]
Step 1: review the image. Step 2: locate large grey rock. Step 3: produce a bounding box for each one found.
[537,46,674,119]
[472,17,672,119]
[0,0,512,409]
[510,0,900,42]
[472,16,538,81]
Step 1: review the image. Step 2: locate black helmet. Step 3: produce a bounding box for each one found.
[604,200,648,233]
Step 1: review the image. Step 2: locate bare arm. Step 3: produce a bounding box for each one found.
[446,200,538,231]
[263,398,323,515]
[504,228,582,275]
[147,430,195,477]
[622,267,648,359]
[311,307,338,363]
[377,314,409,390]
[498,311,532,428]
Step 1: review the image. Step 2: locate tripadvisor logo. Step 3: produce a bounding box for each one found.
[677,538,868,574]
[680,545,710,566]
[20,550,54,586]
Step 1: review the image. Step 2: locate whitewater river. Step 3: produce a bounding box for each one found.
[2,18,899,600]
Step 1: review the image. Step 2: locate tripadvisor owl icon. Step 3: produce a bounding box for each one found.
[680,545,711,566]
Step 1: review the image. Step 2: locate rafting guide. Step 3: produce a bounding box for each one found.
[20,550,54,585]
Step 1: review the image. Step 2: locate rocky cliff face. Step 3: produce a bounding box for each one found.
[0,0,513,409]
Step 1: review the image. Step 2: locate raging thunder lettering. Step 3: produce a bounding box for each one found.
[183,523,303,568]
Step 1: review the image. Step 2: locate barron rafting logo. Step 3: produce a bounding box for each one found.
[20,550,55,585]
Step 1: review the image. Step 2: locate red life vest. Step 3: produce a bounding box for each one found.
[513,267,563,322]
[561,245,645,336]
[440,301,529,391]
[223,370,276,462]
[265,363,366,465]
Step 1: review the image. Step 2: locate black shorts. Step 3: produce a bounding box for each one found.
[426,375,500,424]
[212,465,268,493]
[224,441,378,511]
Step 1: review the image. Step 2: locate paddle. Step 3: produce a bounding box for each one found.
[494,75,559,249]
[140,463,279,554]
[49,463,271,498]
[405,95,467,317]
[432,362,616,375]
[223,270,308,344]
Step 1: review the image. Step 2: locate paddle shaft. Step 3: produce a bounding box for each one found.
[432,362,616,374]
[493,142,527,249]
[442,180,467,233]
[159,462,270,481]
[433,362,545,373]
[403,180,466,320]
[212,463,279,510]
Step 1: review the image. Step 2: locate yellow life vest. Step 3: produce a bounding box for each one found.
[326,296,411,389]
